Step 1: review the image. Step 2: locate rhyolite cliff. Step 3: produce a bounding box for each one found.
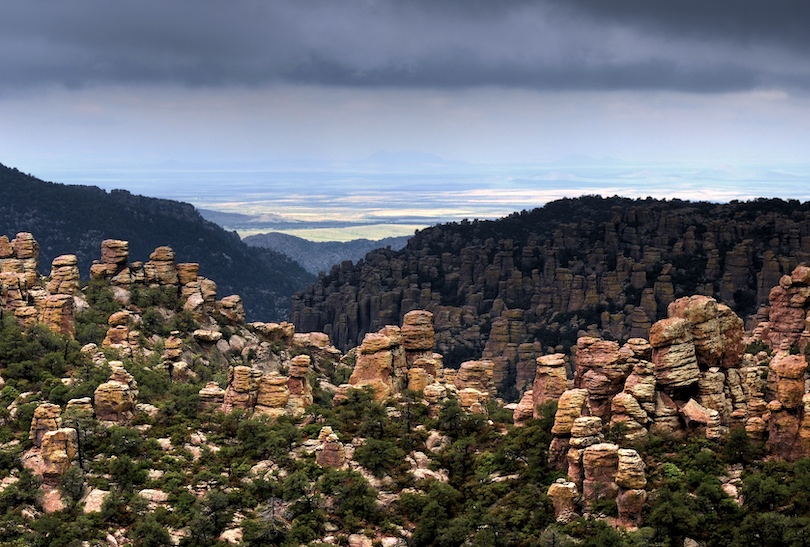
[292,196,810,398]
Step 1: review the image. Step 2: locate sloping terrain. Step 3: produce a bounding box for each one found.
[0,163,313,320]
[244,231,410,275]
[292,196,810,398]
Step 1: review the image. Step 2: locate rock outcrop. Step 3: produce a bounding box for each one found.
[293,198,810,397]
[94,363,139,423]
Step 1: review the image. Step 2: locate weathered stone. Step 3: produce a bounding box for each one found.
[39,294,75,336]
[458,387,489,414]
[547,478,579,523]
[30,403,62,448]
[193,329,223,343]
[650,318,700,388]
[401,310,434,351]
[198,382,226,410]
[407,367,433,393]
[768,410,802,461]
[100,240,128,265]
[176,263,200,285]
[769,352,808,409]
[216,295,245,325]
[254,373,290,417]
[94,364,138,423]
[316,426,346,468]
[46,255,79,295]
[65,397,93,417]
[569,416,604,449]
[222,365,262,412]
[532,353,568,412]
[617,488,647,529]
[582,442,620,501]
[40,428,78,478]
[513,390,535,426]
[552,389,590,435]
[615,449,646,489]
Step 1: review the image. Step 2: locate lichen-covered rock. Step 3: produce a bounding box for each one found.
[458,387,489,414]
[94,364,138,423]
[454,360,492,393]
[39,294,75,336]
[65,397,93,417]
[532,353,568,412]
[176,263,200,285]
[615,449,646,489]
[349,333,395,402]
[767,266,810,349]
[798,394,810,457]
[547,478,579,523]
[401,310,434,351]
[552,389,590,435]
[767,409,802,461]
[617,488,647,529]
[407,367,433,393]
[513,390,535,426]
[650,317,700,388]
[769,352,808,410]
[100,239,129,265]
[569,416,604,449]
[40,428,78,478]
[316,427,346,468]
[282,355,312,416]
[582,443,619,500]
[216,295,246,325]
[222,365,262,412]
[46,255,80,295]
[198,382,226,410]
[574,338,629,398]
[254,373,290,417]
[30,403,62,448]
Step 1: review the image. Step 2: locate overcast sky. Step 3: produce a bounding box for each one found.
[2,1,809,173]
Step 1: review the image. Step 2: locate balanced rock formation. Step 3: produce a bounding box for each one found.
[94,363,139,423]
[40,428,79,478]
[29,403,62,448]
[315,426,346,468]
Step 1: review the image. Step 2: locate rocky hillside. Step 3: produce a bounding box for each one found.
[0,163,313,320]
[2,231,810,546]
[244,232,410,275]
[292,196,810,399]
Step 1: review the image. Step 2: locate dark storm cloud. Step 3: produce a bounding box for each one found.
[0,0,806,93]
[545,0,810,52]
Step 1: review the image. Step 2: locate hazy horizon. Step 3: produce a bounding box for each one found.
[23,157,810,241]
[3,2,809,241]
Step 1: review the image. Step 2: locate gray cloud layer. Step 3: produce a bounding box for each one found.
[1,0,808,92]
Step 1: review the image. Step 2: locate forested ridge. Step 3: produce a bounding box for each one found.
[0,163,313,321]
